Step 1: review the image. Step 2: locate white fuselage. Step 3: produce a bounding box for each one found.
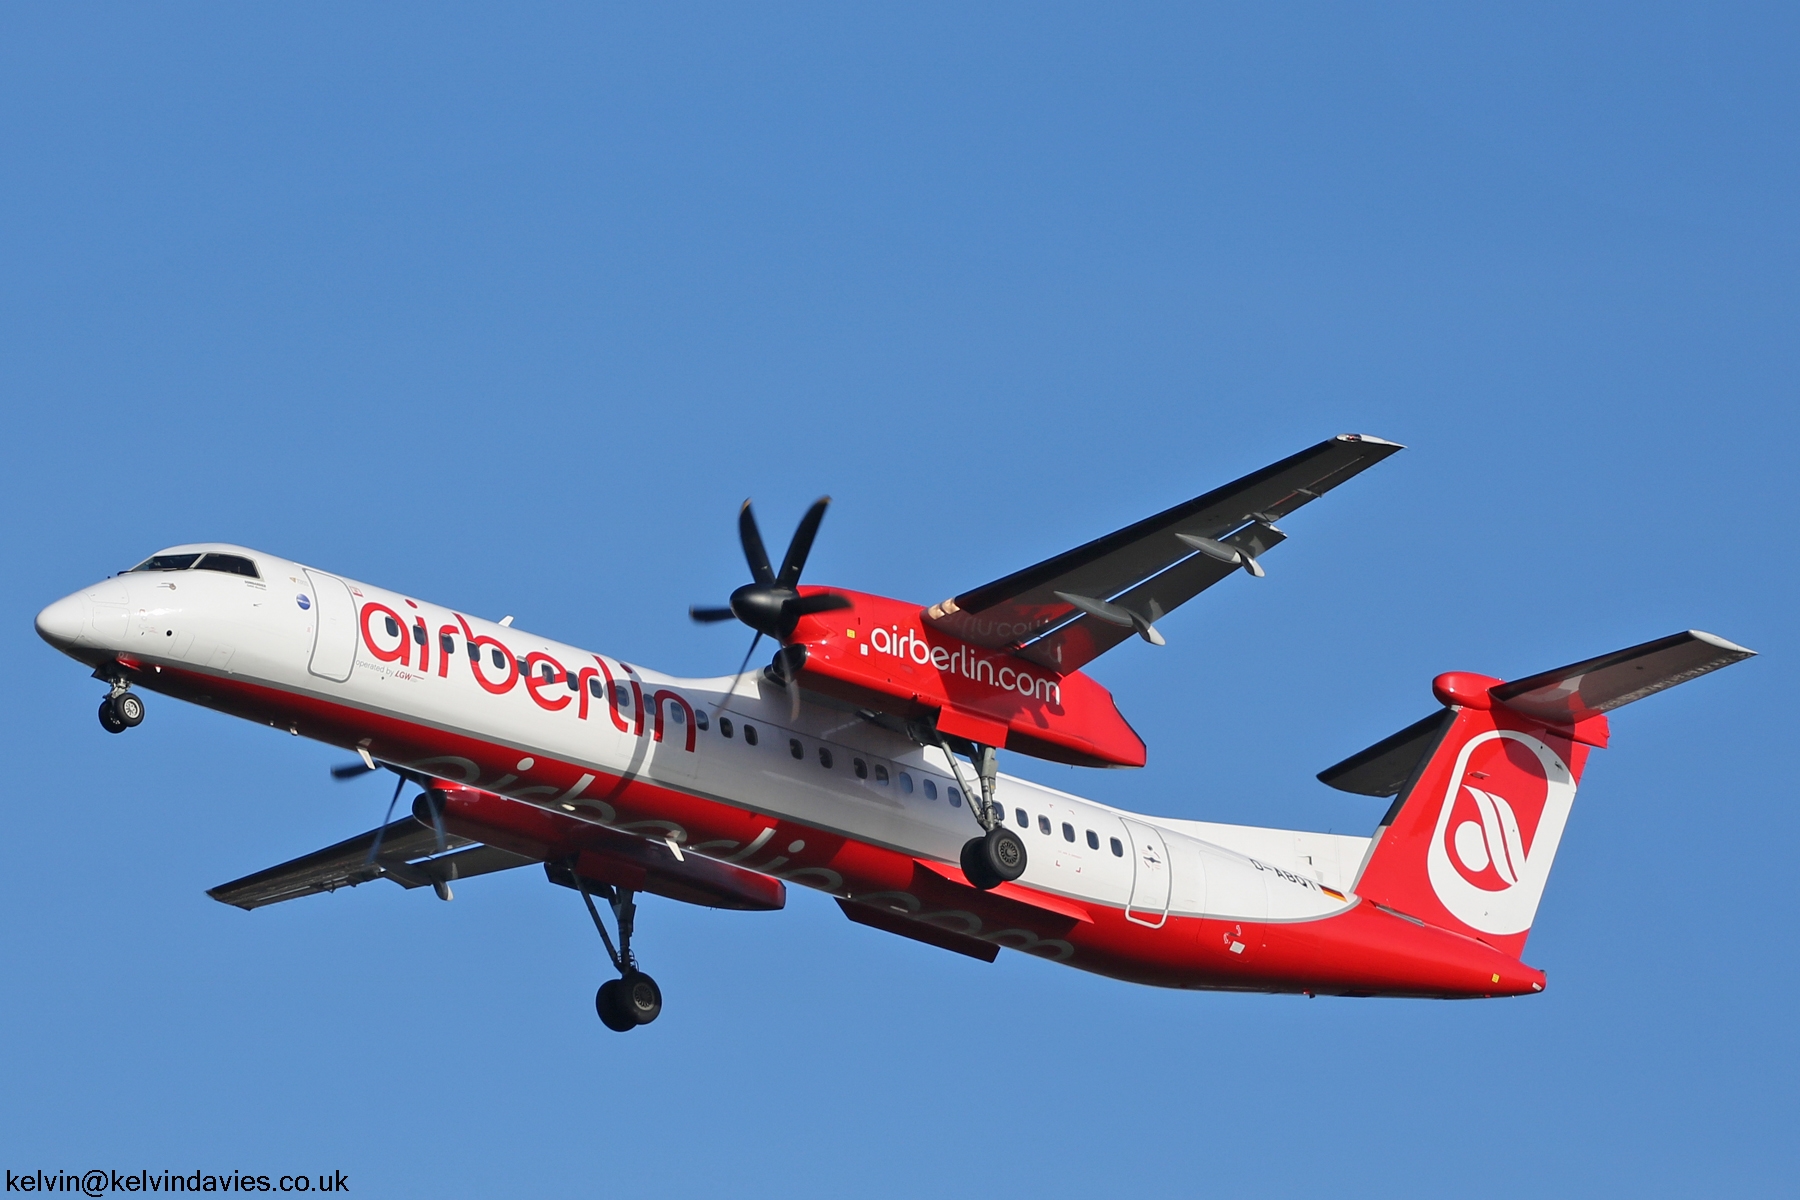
[38,543,1367,936]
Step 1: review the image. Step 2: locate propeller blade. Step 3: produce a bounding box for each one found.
[424,790,446,852]
[365,773,407,863]
[689,605,737,624]
[714,631,763,718]
[787,591,852,617]
[738,500,775,587]
[777,497,832,588]
[330,760,377,780]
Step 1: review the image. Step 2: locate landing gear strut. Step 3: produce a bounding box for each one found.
[96,674,144,734]
[940,738,1027,891]
[569,863,663,1032]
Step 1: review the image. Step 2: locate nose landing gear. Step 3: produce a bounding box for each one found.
[97,678,144,734]
[564,861,663,1032]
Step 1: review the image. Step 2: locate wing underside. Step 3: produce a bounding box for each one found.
[924,434,1402,672]
[207,819,536,910]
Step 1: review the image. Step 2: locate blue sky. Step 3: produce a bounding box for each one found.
[2,5,1794,1196]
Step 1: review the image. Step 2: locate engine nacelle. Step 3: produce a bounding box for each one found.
[786,588,1146,768]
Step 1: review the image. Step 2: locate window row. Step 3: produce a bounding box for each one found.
[1009,807,1125,856]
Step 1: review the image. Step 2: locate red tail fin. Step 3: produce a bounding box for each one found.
[1330,631,1754,959]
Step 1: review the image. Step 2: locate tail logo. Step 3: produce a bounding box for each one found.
[1427,729,1577,936]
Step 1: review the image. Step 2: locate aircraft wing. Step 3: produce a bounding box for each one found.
[209,802,788,913]
[207,819,537,910]
[924,434,1403,672]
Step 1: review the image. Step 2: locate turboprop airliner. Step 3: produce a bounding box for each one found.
[34,435,1754,1031]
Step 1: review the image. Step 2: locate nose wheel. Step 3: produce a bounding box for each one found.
[97,685,144,734]
[566,862,663,1032]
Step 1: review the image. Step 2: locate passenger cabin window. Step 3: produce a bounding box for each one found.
[694,710,709,731]
[670,704,685,723]
[874,764,889,784]
[1062,822,1076,842]
[490,648,506,669]
[588,677,605,698]
[1038,816,1052,835]
[412,625,426,645]
[385,616,401,638]
[1110,837,1124,857]
[853,758,868,779]
[789,738,804,760]
[194,553,260,578]
[440,633,455,654]
[898,772,914,794]
[540,662,556,681]
[743,724,758,746]
[923,779,938,800]
[566,673,580,692]
[1086,829,1100,850]
[1015,808,1028,828]
[818,747,833,769]
[719,718,734,739]
[129,553,202,572]
[948,787,962,808]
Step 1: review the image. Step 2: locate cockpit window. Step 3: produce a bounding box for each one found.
[129,553,202,572]
[194,554,260,578]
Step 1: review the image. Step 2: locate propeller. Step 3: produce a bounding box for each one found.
[330,751,446,860]
[691,497,851,716]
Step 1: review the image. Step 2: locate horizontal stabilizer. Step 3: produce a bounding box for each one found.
[1318,711,1456,797]
[1320,630,1755,799]
[1490,630,1756,725]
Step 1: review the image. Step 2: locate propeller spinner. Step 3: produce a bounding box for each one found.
[690,497,851,638]
[691,497,851,716]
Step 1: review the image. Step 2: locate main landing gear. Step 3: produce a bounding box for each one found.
[96,675,144,734]
[568,863,663,1032]
[942,740,1027,892]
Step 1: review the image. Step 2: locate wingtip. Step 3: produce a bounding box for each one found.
[1688,630,1758,658]
[1338,433,1406,449]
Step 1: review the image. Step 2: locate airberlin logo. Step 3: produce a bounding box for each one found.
[1425,728,1577,936]
[865,625,1061,704]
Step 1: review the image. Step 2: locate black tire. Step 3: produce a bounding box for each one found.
[618,970,662,1026]
[983,826,1027,882]
[595,980,636,1032]
[960,836,1001,891]
[114,693,145,727]
[98,698,126,734]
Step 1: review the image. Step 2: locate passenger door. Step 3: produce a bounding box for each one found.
[304,570,357,683]
[1122,818,1172,928]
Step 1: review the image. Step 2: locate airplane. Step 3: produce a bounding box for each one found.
[33,434,1755,1031]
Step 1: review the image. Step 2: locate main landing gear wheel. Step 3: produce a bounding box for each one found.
[597,970,663,1030]
[568,862,664,1032]
[961,826,1027,891]
[938,737,1025,891]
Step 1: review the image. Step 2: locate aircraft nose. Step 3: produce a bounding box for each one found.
[35,593,91,650]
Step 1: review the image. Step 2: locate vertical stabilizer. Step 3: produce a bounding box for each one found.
[1327,631,1754,959]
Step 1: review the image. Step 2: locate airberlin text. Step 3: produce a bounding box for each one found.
[867,627,1060,704]
[353,601,695,749]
